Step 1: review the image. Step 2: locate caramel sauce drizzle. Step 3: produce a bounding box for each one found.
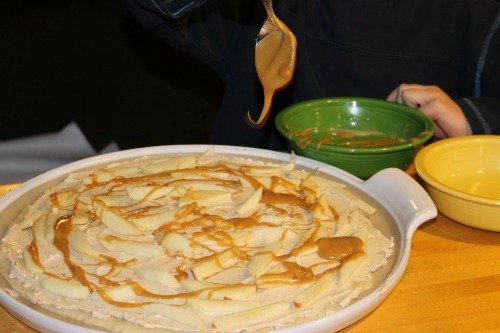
[53,215,94,292]
[286,125,406,149]
[174,268,189,282]
[29,158,368,309]
[261,190,307,209]
[317,236,364,262]
[27,240,42,268]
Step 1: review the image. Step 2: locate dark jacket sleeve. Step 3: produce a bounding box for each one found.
[457,3,500,135]
[125,0,260,80]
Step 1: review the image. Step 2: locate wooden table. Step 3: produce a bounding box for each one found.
[0,185,499,332]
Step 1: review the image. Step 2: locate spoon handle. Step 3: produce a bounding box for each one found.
[262,0,277,20]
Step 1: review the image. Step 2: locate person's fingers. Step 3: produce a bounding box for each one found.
[418,97,469,138]
[400,86,441,108]
[387,83,433,104]
[386,87,399,102]
[387,84,471,138]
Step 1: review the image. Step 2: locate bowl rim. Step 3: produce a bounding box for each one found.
[275,97,435,153]
[414,135,500,206]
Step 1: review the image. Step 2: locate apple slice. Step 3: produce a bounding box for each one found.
[178,190,232,207]
[244,166,283,177]
[181,278,256,300]
[246,226,284,248]
[40,276,90,299]
[43,214,59,244]
[187,298,260,315]
[174,180,237,193]
[303,174,346,189]
[68,227,95,256]
[141,155,198,174]
[105,166,140,177]
[351,226,368,250]
[158,232,194,257]
[180,279,223,293]
[334,215,353,237]
[247,242,281,278]
[208,284,257,300]
[93,194,130,207]
[191,248,240,280]
[126,185,156,201]
[293,272,335,309]
[102,284,136,302]
[148,186,175,200]
[71,212,90,225]
[143,303,205,330]
[136,269,181,288]
[32,215,47,243]
[23,248,43,274]
[237,187,263,217]
[337,255,366,288]
[212,301,291,330]
[90,170,115,183]
[239,176,271,190]
[226,230,253,247]
[51,190,77,208]
[248,251,284,279]
[92,199,142,236]
[97,235,165,258]
[132,210,176,231]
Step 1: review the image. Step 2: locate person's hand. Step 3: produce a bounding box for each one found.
[387,84,472,138]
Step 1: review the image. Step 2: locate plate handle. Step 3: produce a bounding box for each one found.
[363,168,437,238]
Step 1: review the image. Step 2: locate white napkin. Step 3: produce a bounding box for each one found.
[0,122,119,184]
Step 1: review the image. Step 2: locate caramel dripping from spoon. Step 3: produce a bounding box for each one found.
[246,0,297,128]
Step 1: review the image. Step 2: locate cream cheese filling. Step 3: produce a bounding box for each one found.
[1,151,393,332]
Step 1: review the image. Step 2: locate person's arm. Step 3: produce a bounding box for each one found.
[455,97,500,136]
[388,3,500,138]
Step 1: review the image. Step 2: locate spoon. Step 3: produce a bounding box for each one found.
[246,0,297,128]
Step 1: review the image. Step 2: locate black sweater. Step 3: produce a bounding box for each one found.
[127,0,500,150]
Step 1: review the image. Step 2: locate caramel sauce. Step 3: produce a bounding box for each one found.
[249,15,297,128]
[206,283,247,299]
[270,176,298,192]
[238,173,267,190]
[300,186,316,206]
[53,215,94,291]
[261,190,307,209]
[339,137,403,147]
[174,268,189,282]
[99,254,136,276]
[267,203,288,215]
[27,240,42,268]
[287,126,407,149]
[231,216,276,229]
[317,237,364,262]
[281,261,314,281]
[307,203,339,221]
[127,280,201,300]
[175,202,198,218]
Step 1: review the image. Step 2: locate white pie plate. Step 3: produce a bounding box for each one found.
[0,145,437,333]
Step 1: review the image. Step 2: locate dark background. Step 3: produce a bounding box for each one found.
[0,0,224,150]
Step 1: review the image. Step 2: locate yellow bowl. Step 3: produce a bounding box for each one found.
[414,135,500,232]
